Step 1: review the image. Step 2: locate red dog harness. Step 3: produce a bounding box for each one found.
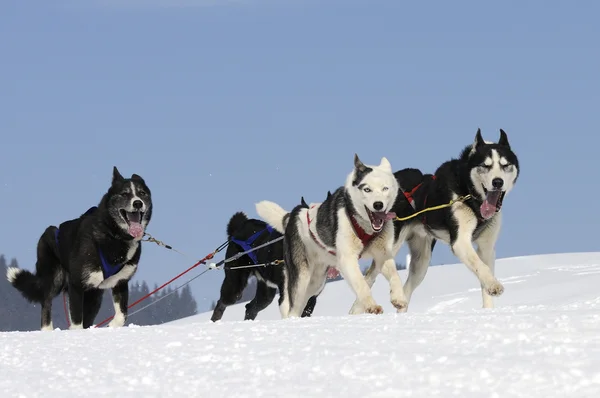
[306,205,377,257]
[401,175,437,223]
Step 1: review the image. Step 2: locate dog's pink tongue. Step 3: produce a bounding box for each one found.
[480,191,501,219]
[128,223,144,239]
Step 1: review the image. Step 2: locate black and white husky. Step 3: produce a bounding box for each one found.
[256,154,404,317]
[353,129,519,313]
[6,167,152,330]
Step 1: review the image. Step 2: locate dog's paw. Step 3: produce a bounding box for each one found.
[108,313,126,328]
[69,323,83,330]
[365,305,384,315]
[485,280,504,296]
[349,300,365,315]
[41,323,54,331]
[391,298,408,312]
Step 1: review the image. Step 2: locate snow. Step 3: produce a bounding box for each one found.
[3,252,600,397]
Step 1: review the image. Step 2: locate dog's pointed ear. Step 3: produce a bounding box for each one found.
[472,128,485,151]
[498,129,510,148]
[379,157,392,172]
[301,196,308,208]
[327,191,332,199]
[354,153,367,173]
[131,173,145,182]
[112,166,124,184]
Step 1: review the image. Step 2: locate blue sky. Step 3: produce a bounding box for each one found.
[1,0,599,312]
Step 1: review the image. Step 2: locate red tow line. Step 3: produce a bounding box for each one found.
[62,250,220,329]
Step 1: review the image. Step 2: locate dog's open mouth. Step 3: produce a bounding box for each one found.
[120,209,145,239]
[480,186,506,220]
[364,206,396,232]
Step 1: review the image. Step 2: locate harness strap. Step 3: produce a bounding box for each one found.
[230,225,274,265]
[422,175,436,224]
[402,184,421,210]
[98,249,125,279]
[307,206,376,257]
[307,207,337,256]
[348,212,375,247]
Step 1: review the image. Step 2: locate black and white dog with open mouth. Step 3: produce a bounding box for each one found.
[350,128,520,314]
[7,167,152,330]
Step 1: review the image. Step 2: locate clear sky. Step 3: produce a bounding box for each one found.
[2,0,599,312]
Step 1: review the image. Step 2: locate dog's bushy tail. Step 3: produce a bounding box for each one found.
[6,267,45,303]
[226,211,249,238]
[255,201,288,233]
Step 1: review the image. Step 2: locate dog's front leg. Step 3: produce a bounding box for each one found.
[339,254,382,315]
[67,281,84,330]
[349,259,380,314]
[451,208,504,297]
[379,254,408,313]
[109,280,129,327]
[475,214,502,309]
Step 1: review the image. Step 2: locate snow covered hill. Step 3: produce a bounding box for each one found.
[2,252,600,397]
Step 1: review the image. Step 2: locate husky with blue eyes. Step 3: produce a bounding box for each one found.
[352,128,520,314]
[256,154,403,318]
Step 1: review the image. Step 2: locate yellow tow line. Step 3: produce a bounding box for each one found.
[394,194,472,222]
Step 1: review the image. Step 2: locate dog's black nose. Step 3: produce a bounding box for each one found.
[492,178,504,189]
[373,201,384,211]
[133,200,143,210]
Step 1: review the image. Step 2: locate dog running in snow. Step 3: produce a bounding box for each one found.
[211,209,321,322]
[256,154,405,318]
[351,129,519,314]
[6,167,152,330]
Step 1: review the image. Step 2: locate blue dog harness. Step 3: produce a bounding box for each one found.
[230,225,274,264]
[54,228,124,280]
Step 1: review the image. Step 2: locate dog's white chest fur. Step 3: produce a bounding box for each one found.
[85,243,139,289]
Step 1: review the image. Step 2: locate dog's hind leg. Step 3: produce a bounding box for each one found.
[244,280,277,320]
[300,268,327,317]
[41,299,54,331]
[301,295,318,317]
[211,269,249,322]
[83,289,104,328]
[450,206,504,298]
[402,234,435,307]
[287,266,312,318]
[475,214,502,309]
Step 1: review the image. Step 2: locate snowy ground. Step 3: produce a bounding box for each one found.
[2,252,600,397]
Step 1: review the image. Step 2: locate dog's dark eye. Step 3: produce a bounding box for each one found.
[364,187,372,193]
[382,187,389,192]
[502,164,513,172]
[138,191,147,197]
[480,164,492,170]
[120,192,129,197]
